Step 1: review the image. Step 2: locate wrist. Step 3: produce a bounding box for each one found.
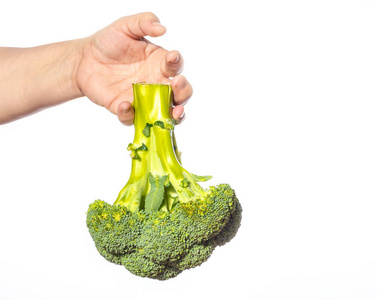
[64,38,86,100]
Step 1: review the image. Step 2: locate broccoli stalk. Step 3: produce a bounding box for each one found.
[86,83,242,280]
[114,83,209,212]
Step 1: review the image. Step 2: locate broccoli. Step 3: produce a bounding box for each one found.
[86,83,242,280]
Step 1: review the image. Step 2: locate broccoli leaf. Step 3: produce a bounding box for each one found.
[145,174,168,213]
[179,178,189,188]
[128,143,148,159]
[137,143,148,151]
[154,121,165,129]
[142,123,153,137]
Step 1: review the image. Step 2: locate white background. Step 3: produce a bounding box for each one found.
[1,0,377,299]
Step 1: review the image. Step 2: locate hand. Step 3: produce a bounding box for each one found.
[76,12,192,125]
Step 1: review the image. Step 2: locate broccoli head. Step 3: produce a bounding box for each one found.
[86,83,242,280]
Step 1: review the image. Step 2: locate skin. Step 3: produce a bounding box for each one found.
[0,12,192,125]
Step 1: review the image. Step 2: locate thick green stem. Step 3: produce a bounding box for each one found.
[114,83,206,212]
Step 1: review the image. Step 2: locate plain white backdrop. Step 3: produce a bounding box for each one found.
[1,0,377,299]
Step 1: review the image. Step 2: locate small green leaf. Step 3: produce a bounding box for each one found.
[127,143,133,151]
[179,178,189,188]
[129,143,148,160]
[144,174,168,213]
[137,143,148,151]
[131,151,140,159]
[142,123,153,137]
[191,174,212,182]
[154,121,165,129]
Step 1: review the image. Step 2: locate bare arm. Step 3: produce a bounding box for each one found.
[0,41,82,124]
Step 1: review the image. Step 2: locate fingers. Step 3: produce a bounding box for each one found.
[122,12,166,39]
[171,75,193,106]
[160,50,192,105]
[172,105,186,125]
[110,13,192,126]
[117,101,134,126]
[117,101,185,126]
[160,52,192,105]
[160,50,184,78]
[170,75,191,125]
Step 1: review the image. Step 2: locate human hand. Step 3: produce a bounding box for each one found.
[76,12,192,125]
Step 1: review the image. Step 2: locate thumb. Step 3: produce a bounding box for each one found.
[117,101,134,126]
[122,12,166,38]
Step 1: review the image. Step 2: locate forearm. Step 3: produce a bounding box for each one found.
[0,40,84,124]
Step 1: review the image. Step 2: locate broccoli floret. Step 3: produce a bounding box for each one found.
[86,83,242,280]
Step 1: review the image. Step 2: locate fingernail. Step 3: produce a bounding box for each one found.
[169,54,180,64]
[179,111,185,120]
[152,21,165,29]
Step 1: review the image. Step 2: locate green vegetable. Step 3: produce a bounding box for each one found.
[86,83,242,280]
[142,123,153,137]
[144,174,169,213]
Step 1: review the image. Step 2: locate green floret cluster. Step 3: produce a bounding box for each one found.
[86,83,242,280]
[87,185,241,280]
